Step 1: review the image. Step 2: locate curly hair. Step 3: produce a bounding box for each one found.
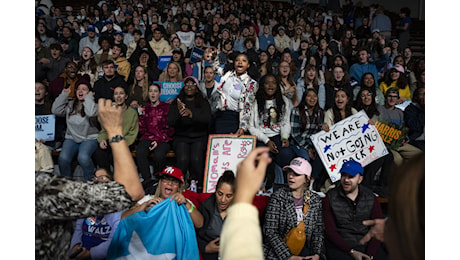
[256,74,286,122]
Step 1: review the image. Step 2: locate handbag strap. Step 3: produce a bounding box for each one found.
[303,190,310,215]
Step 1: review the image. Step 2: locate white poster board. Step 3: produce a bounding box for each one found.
[203,135,256,193]
[35,114,55,142]
[310,110,388,183]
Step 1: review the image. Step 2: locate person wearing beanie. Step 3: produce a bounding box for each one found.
[262,157,325,259]
[323,160,387,260]
[51,74,99,180]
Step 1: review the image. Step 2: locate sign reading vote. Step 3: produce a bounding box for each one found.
[35,115,55,141]
[310,110,388,182]
[203,135,256,193]
[154,81,184,103]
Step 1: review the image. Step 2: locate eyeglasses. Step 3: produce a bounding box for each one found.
[66,65,76,69]
[93,175,111,182]
[387,95,399,99]
[162,177,180,186]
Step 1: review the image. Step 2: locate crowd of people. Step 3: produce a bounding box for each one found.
[35,0,424,259]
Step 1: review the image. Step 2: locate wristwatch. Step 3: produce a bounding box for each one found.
[108,135,125,144]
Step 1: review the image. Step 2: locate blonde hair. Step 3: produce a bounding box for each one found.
[158,61,183,82]
[154,176,184,199]
[131,65,149,103]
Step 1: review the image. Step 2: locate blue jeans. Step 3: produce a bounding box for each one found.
[58,139,98,180]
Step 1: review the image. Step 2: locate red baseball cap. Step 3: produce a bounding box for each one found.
[155,166,185,184]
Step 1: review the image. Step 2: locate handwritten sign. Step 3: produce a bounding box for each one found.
[375,120,407,151]
[154,81,184,103]
[310,110,388,183]
[35,115,55,141]
[203,135,256,193]
[158,55,172,70]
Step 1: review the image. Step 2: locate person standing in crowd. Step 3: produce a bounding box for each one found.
[94,86,138,171]
[349,48,379,87]
[168,76,212,191]
[263,157,325,259]
[396,7,412,50]
[290,88,325,191]
[136,83,174,188]
[213,53,258,135]
[249,74,294,190]
[93,60,128,101]
[79,24,100,55]
[51,75,98,181]
[76,47,99,87]
[322,160,387,259]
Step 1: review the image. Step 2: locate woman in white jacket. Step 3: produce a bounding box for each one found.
[249,74,294,190]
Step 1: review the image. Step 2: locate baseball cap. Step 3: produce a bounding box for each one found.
[105,18,114,24]
[155,166,185,184]
[124,9,133,15]
[278,26,286,32]
[195,33,204,39]
[283,157,312,178]
[114,30,124,36]
[392,64,405,74]
[339,160,363,177]
[372,28,380,33]
[86,25,96,32]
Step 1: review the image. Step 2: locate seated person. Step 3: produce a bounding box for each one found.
[121,166,203,229]
[68,168,124,260]
[196,171,235,260]
[322,160,387,260]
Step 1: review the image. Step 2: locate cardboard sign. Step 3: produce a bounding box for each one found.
[374,120,407,151]
[158,55,172,70]
[189,47,204,64]
[35,115,55,141]
[310,110,388,183]
[154,81,184,103]
[203,135,256,193]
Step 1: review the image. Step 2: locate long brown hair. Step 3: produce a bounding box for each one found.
[386,152,424,260]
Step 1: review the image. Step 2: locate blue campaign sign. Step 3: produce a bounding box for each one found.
[154,81,184,103]
[158,55,172,70]
[189,47,204,64]
[35,115,55,141]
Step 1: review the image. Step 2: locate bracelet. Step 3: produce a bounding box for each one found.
[185,198,195,213]
[349,249,355,255]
